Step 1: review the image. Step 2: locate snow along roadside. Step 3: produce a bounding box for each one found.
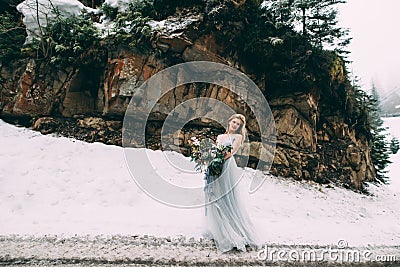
[0,235,399,266]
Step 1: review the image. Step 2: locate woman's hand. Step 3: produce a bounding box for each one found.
[224,151,232,160]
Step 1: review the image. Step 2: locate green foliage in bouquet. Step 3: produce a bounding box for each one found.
[208,143,232,176]
[188,137,232,177]
[208,156,225,177]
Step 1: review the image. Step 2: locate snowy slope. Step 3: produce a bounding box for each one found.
[383,117,400,193]
[1,118,400,247]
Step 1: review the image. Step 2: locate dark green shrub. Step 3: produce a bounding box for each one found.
[0,12,26,63]
[104,0,157,51]
[39,14,100,67]
[101,3,119,20]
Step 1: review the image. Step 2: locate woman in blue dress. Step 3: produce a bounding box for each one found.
[203,114,263,253]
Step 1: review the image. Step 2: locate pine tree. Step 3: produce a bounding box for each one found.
[369,83,392,184]
[261,0,295,28]
[350,82,392,184]
[390,137,400,154]
[371,82,382,114]
[297,0,350,53]
[261,0,351,55]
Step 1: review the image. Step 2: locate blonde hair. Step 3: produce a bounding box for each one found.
[225,114,246,144]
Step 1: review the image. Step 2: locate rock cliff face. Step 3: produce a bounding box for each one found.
[0,5,375,190]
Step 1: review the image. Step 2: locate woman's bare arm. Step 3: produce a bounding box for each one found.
[224,134,242,160]
[216,134,223,145]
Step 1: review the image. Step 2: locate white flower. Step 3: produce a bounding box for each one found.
[190,136,200,146]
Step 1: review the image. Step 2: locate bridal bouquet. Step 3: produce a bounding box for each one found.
[188,136,232,177]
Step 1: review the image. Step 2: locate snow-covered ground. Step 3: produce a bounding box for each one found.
[1,118,400,248]
[383,116,400,192]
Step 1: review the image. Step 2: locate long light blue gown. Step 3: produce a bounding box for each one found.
[203,135,263,253]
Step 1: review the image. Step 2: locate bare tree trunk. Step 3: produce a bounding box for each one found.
[36,0,47,58]
[302,6,306,36]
